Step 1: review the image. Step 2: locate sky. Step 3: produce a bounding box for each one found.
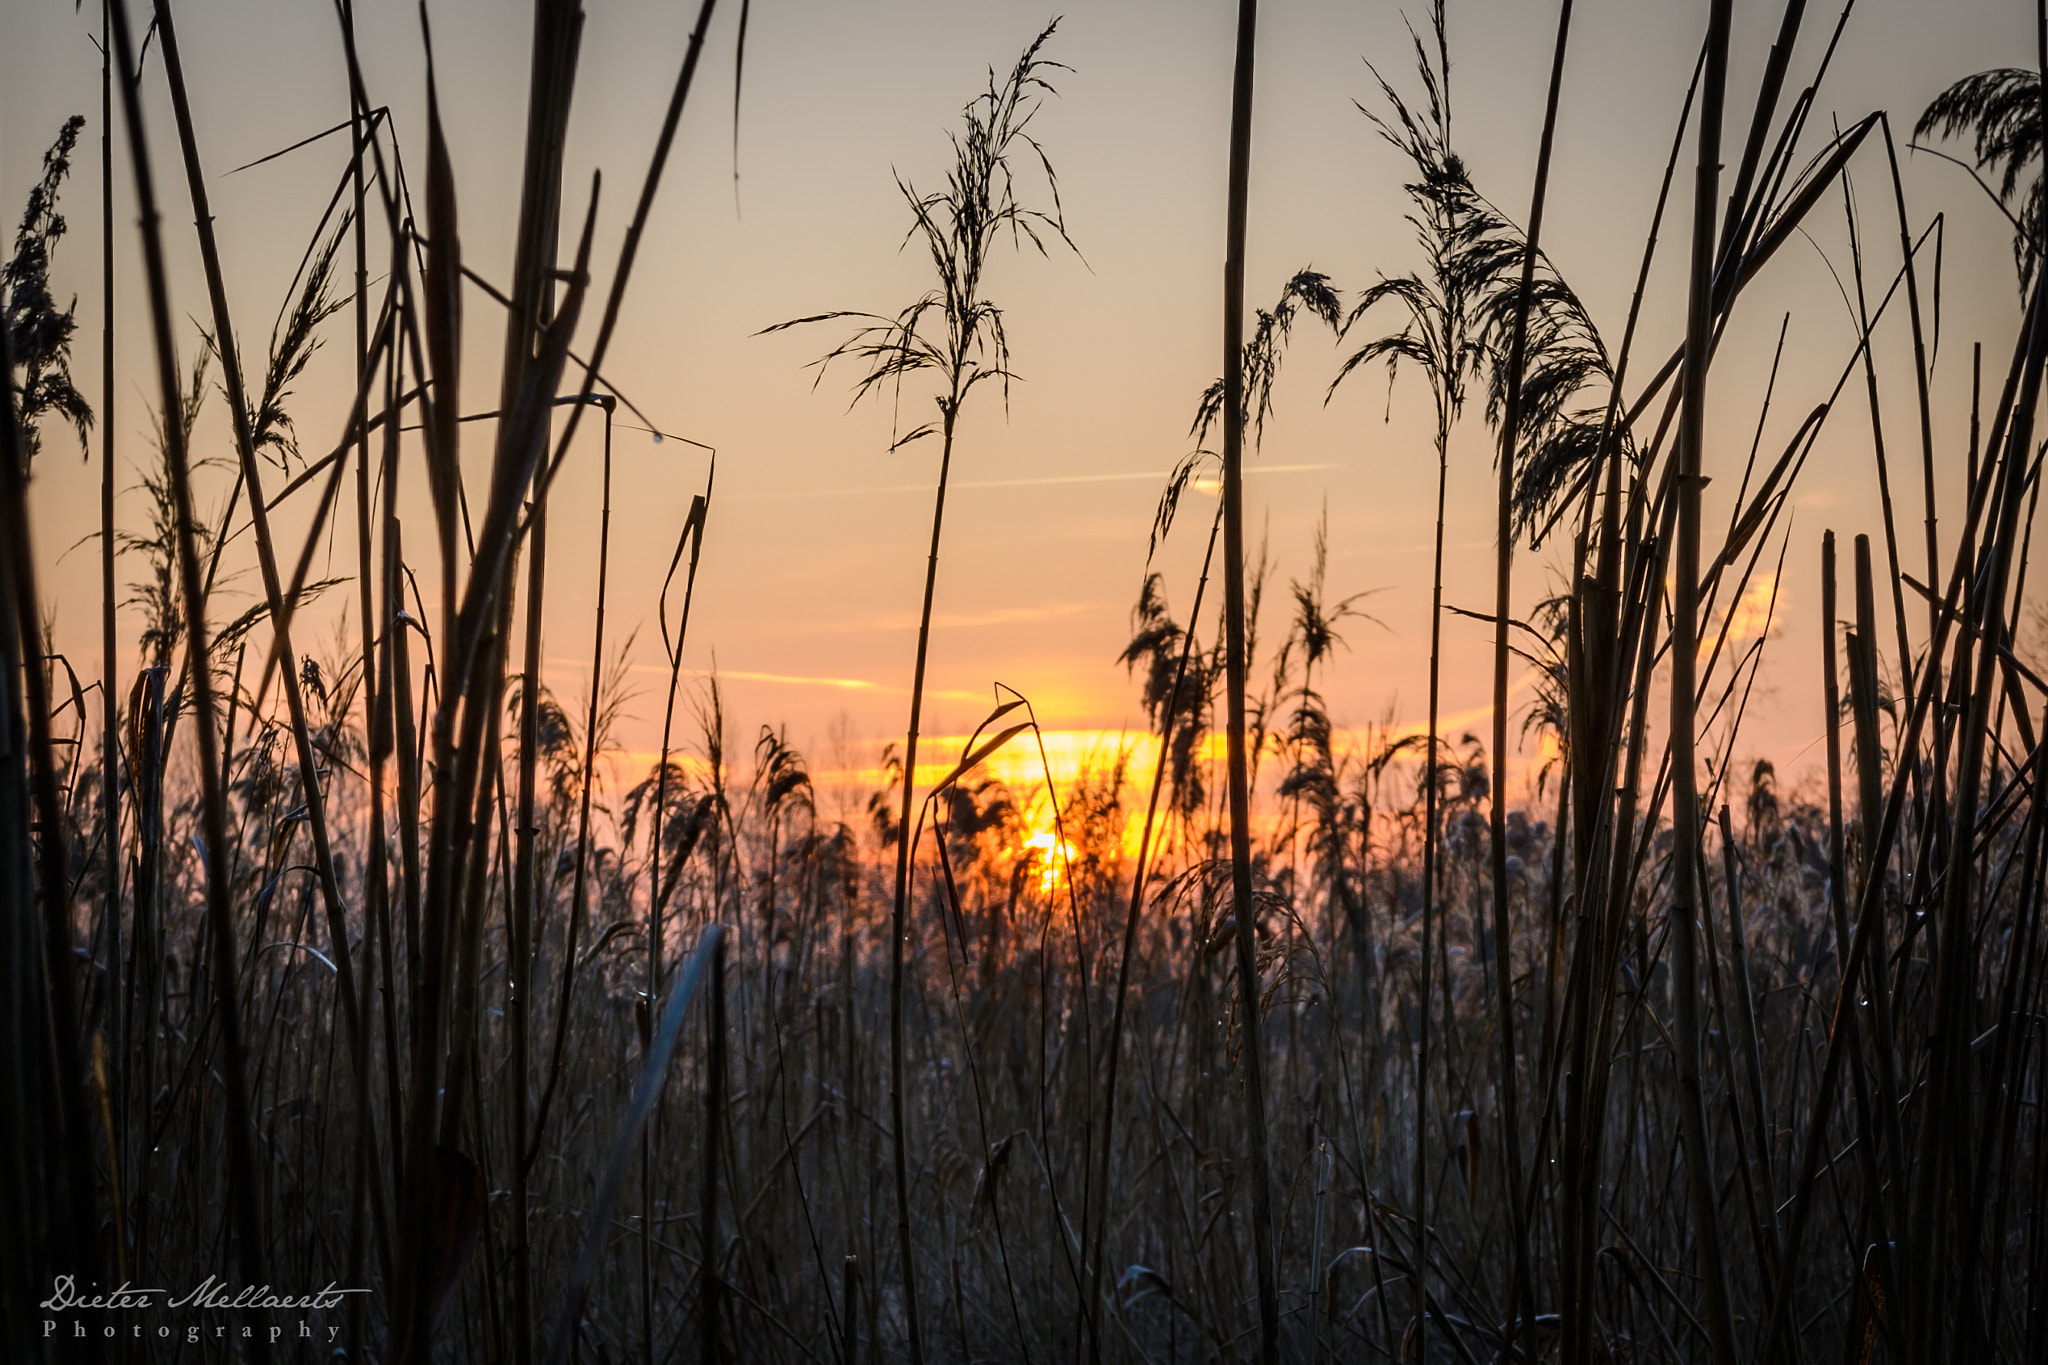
[3,0,2042,809]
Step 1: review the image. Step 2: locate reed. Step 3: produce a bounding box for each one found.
[105,3,267,1355]
[1214,0,1281,1355]
[1330,16,1479,1325]
[767,27,1074,1357]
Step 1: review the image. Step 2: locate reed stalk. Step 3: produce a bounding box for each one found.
[1820,530,1900,1332]
[343,9,383,1347]
[525,401,613,1175]
[105,3,266,1351]
[1330,19,1477,1323]
[1484,0,1571,1343]
[1218,1,1280,1358]
[97,0,124,1277]
[702,932,729,1363]
[1665,5,1740,1362]
[1091,506,1221,1353]
[509,497,542,1361]
[148,2,387,1278]
[2,168,106,1365]
[501,13,579,1364]
[767,30,1072,1356]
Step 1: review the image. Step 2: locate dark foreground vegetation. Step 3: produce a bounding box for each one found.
[6,0,2048,1361]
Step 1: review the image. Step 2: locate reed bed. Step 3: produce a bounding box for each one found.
[6,0,2048,1362]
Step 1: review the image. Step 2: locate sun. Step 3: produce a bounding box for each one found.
[1021,824,1075,895]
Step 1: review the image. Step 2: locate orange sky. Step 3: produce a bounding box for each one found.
[5,0,2042,812]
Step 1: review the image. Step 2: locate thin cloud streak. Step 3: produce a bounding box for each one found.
[727,462,1340,502]
[778,601,1102,635]
[543,656,986,702]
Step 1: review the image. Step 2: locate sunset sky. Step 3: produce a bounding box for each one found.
[4,0,2040,807]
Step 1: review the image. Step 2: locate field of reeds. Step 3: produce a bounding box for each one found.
[7,0,2048,1361]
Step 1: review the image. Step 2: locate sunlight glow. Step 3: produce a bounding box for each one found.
[1723,572,1782,644]
[1022,825,1075,895]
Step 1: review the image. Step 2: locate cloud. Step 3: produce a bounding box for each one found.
[543,657,983,701]
[788,600,1102,634]
[728,462,1339,502]
[1720,572,1783,644]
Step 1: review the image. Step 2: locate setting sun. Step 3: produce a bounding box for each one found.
[1021,825,1074,895]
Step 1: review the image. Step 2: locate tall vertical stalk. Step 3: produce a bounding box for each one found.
[1416,439,1444,1324]
[1486,0,1572,1344]
[639,478,711,1059]
[701,938,729,1363]
[767,33,1072,1358]
[526,403,620,1175]
[1219,0,1280,1358]
[147,0,383,1260]
[1091,505,1221,1355]
[1821,531,1899,1323]
[501,18,580,1362]
[0,150,102,1365]
[343,6,384,1345]
[889,407,950,1365]
[1330,20,1478,1320]
[1881,118,1943,695]
[511,486,545,1364]
[1668,2,1743,1361]
[97,0,123,1256]
[104,3,267,1351]
[1906,18,2048,1352]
